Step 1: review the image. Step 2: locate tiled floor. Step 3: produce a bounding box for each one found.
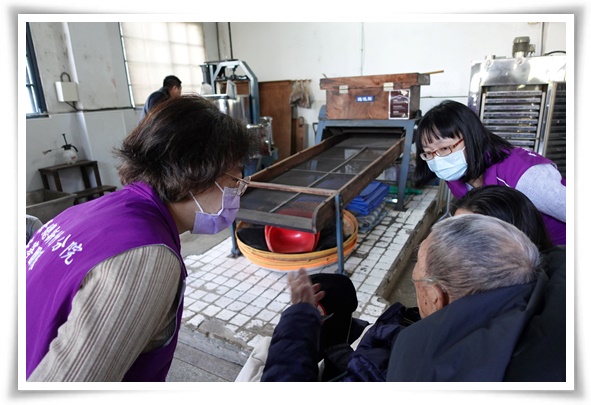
[179,185,440,352]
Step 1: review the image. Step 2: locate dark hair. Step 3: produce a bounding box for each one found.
[451,185,553,251]
[115,94,252,202]
[163,75,182,89]
[413,100,514,187]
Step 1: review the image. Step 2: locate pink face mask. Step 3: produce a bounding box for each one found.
[190,182,241,234]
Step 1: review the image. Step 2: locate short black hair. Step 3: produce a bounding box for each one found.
[451,185,553,251]
[163,75,182,89]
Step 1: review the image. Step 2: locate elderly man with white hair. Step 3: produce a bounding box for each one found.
[259,214,566,382]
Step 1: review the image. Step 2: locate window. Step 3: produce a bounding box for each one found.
[119,22,206,107]
[26,22,47,116]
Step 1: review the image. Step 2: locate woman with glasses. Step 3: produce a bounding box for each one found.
[26,95,253,381]
[413,100,566,245]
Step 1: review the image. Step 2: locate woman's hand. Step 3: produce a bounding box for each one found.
[288,268,325,306]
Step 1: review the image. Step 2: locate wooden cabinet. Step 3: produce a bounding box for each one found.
[258,80,296,162]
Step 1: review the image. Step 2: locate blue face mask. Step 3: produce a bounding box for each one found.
[191,182,240,234]
[426,148,468,181]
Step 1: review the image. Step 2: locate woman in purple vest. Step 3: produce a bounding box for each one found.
[413,100,566,245]
[26,95,253,381]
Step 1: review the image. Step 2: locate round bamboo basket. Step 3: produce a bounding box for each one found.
[236,210,358,271]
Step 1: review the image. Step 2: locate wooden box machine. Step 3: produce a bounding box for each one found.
[319,72,430,120]
[233,132,406,274]
[232,73,432,273]
[236,132,405,234]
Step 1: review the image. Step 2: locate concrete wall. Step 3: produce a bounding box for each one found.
[26,22,137,193]
[25,19,568,193]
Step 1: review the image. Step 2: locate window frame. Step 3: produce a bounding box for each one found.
[118,22,206,109]
[25,22,47,118]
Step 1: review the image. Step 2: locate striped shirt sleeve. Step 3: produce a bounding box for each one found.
[28,244,182,381]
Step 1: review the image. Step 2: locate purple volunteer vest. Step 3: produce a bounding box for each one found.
[447,147,566,245]
[26,182,187,381]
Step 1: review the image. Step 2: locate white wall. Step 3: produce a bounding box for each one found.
[225,20,567,148]
[25,19,568,193]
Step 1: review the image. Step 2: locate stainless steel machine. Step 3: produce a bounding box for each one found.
[201,59,261,124]
[467,53,567,177]
[200,59,277,175]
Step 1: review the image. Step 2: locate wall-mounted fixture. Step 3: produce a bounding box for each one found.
[55,72,79,102]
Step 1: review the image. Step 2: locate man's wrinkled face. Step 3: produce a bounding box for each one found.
[411,234,444,319]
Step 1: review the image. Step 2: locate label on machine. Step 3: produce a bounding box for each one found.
[356,95,375,103]
[389,89,411,119]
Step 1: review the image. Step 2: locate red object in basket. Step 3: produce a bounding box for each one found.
[265,225,320,254]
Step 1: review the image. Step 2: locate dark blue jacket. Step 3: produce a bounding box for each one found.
[140,87,170,120]
[503,246,566,381]
[261,247,566,382]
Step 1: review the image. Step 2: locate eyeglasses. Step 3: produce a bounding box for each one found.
[411,276,448,294]
[419,138,464,161]
[223,172,251,196]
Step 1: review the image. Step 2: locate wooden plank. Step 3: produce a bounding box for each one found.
[166,327,250,382]
[319,73,430,89]
[177,327,250,365]
[247,181,336,197]
[166,347,227,382]
[237,209,316,232]
[168,343,242,382]
[37,159,96,174]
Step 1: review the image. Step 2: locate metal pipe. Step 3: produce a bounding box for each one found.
[540,22,546,56]
[228,22,233,60]
[335,193,345,275]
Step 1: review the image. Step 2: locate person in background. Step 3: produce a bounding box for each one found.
[413,100,566,245]
[261,214,565,382]
[26,95,252,381]
[139,75,182,120]
[451,185,554,251]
